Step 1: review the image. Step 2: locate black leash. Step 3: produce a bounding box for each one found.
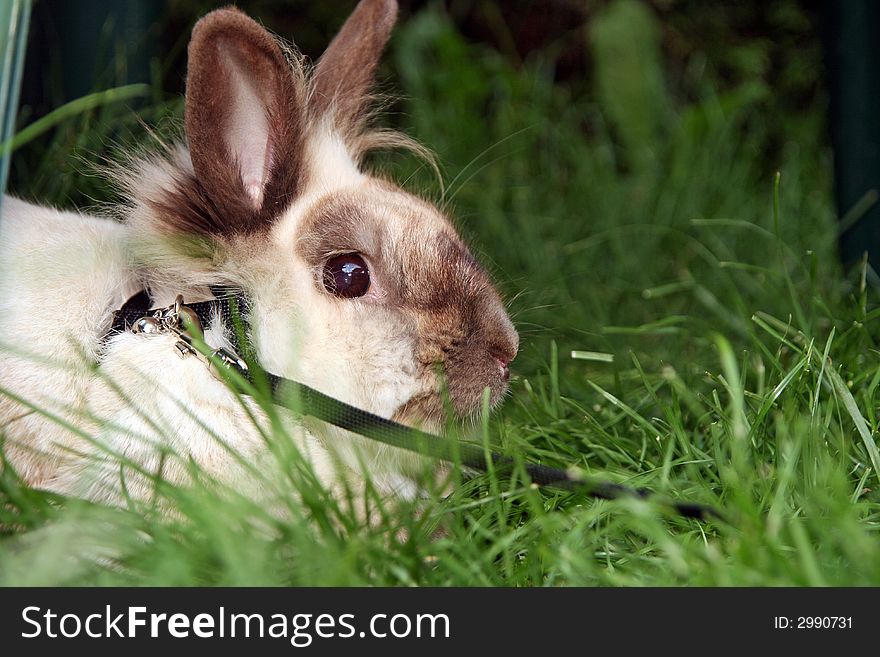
[108,290,723,522]
[263,374,722,520]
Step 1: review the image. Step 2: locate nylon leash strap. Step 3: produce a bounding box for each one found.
[108,290,723,522]
[261,372,722,521]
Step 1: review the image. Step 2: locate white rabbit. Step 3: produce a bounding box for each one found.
[0,0,518,506]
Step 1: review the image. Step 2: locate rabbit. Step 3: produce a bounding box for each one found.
[0,0,518,508]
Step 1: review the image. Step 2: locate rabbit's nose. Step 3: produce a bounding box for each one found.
[494,356,511,381]
[491,348,516,381]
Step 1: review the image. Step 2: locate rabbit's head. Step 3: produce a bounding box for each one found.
[124,0,518,437]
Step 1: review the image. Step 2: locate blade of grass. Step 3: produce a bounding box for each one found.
[0,84,149,154]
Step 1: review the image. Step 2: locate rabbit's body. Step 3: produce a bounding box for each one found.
[0,197,137,490]
[0,1,517,506]
[0,192,423,502]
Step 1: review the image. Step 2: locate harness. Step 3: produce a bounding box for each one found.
[105,289,722,521]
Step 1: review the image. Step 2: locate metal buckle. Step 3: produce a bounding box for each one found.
[130,294,249,378]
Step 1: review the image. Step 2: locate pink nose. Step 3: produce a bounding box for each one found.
[492,352,513,381]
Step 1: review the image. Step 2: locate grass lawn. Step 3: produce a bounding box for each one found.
[2,3,878,586]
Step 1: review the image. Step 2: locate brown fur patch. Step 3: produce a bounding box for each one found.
[296,197,384,272]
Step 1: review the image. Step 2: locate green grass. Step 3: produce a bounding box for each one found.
[3,2,880,586]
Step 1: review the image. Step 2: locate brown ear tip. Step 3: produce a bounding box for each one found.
[373,0,399,24]
[190,6,263,42]
[379,0,399,15]
[353,0,398,28]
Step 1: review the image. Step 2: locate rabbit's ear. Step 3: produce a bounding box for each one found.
[311,0,397,135]
[184,8,304,231]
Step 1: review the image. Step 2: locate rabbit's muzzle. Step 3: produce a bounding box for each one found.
[442,321,518,415]
[404,291,518,423]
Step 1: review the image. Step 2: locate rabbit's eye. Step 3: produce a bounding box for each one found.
[323,253,370,298]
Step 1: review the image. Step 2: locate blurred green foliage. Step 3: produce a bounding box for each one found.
[590,0,671,172]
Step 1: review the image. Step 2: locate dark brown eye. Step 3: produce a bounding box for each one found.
[323,253,370,298]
